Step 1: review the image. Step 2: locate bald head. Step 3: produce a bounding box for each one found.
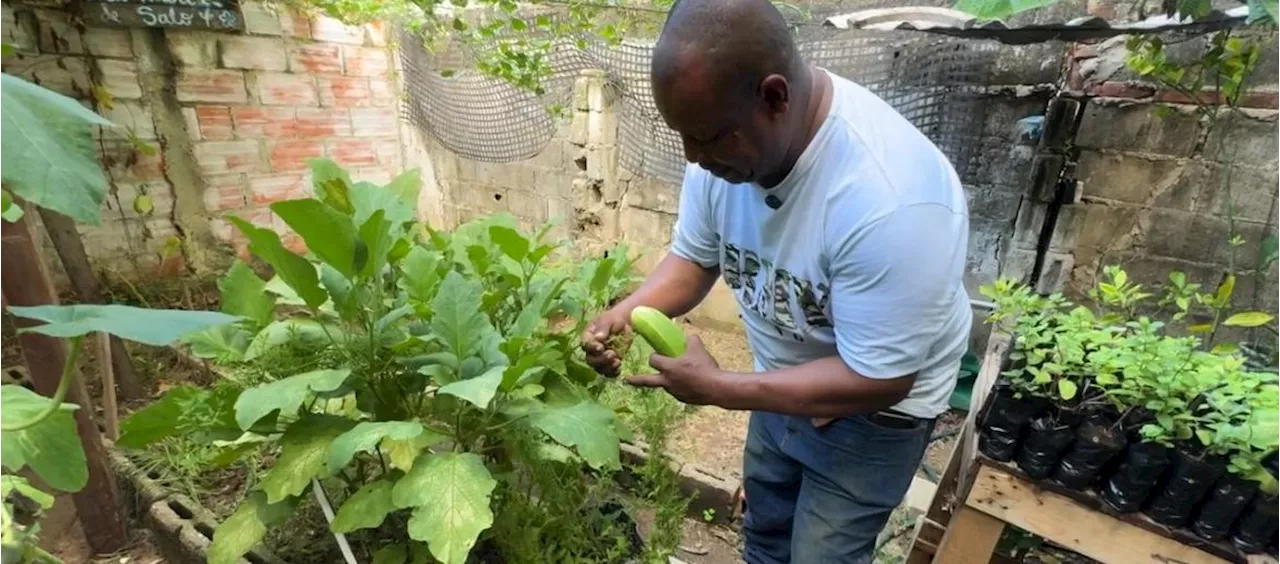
[652,0,803,103]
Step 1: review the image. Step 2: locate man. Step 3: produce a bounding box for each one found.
[580,0,971,561]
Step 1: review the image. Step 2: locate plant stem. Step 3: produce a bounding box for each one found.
[2,336,83,432]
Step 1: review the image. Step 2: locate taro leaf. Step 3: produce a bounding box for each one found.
[488,225,528,262]
[183,324,251,363]
[528,401,620,470]
[7,305,238,346]
[1224,311,1275,328]
[242,318,342,361]
[0,385,86,492]
[309,158,354,211]
[332,479,397,533]
[320,264,359,321]
[0,475,53,510]
[118,385,204,448]
[234,369,351,430]
[1,74,114,225]
[208,491,298,564]
[229,216,327,309]
[259,415,354,503]
[327,421,425,471]
[359,210,394,279]
[219,260,275,327]
[392,452,496,564]
[438,366,504,409]
[431,272,496,360]
[272,199,362,278]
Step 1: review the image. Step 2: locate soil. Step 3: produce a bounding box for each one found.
[41,492,166,564]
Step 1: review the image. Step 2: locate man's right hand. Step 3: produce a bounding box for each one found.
[581,308,631,376]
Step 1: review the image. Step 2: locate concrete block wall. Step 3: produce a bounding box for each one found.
[1050,35,1280,313]
[1,0,402,273]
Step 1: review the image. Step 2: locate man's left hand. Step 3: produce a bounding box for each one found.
[626,334,725,405]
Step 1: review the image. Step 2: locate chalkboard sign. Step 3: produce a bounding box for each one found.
[80,0,244,31]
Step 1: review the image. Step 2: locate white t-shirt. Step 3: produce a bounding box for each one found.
[670,72,971,418]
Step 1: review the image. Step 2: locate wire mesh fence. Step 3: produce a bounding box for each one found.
[398,1,1002,186]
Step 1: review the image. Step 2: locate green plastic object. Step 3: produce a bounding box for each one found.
[948,351,980,412]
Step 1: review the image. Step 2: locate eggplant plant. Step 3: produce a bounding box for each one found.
[118,160,668,564]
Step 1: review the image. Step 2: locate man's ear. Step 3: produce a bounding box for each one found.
[759,74,790,115]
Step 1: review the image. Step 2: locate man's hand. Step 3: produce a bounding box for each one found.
[581,309,630,376]
[626,334,725,405]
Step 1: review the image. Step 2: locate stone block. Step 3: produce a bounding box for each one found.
[1062,202,1141,255]
[620,206,673,249]
[256,72,317,106]
[249,174,310,205]
[1194,163,1280,223]
[328,138,378,167]
[181,107,200,137]
[319,76,371,106]
[535,169,576,200]
[1203,110,1278,167]
[506,189,548,223]
[373,138,401,169]
[569,110,588,146]
[240,1,283,35]
[176,68,247,104]
[102,100,156,139]
[98,58,143,99]
[458,183,507,212]
[350,107,397,137]
[82,28,132,58]
[990,43,1064,85]
[295,107,353,138]
[310,15,365,45]
[166,31,219,68]
[1034,252,1075,294]
[195,140,264,174]
[219,36,288,71]
[35,8,83,54]
[269,139,324,172]
[288,43,342,74]
[369,77,396,106]
[546,197,575,226]
[202,173,248,211]
[280,9,312,38]
[232,106,297,138]
[1076,100,1201,157]
[529,139,566,169]
[342,45,389,77]
[1076,151,1198,211]
[364,22,389,47]
[194,105,233,140]
[623,177,679,215]
[5,54,90,97]
[2,4,33,52]
[1141,208,1237,265]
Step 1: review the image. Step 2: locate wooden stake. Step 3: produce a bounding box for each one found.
[37,207,144,400]
[97,332,119,441]
[1,211,128,553]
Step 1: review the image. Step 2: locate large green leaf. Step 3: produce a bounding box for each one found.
[1,74,113,225]
[392,452,496,564]
[208,491,298,564]
[271,199,362,278]
[327,421,425,471]
[332,479,397,533]
[228,216,328,308]
[242,318,343,361]
[528,401,620,470]
[117,385,200,448]
[0,475,54,510]
[438,366,504,409]
[259,415,354,503]
[488,226,529,262]
[0,385,86,492]
[234,369,351,430]
[7,305,238,346]
[358,210,395,279]
[387,169,423,210]
[431,272,495,360]
[219,260,275,327]
[183,324,252,363]
[400,247,443,303]
[351,182,415,227]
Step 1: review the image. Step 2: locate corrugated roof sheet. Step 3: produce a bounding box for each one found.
[822,5,1250,44]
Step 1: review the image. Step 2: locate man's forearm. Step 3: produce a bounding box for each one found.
[713,357,915,418]
[613,253,719,319]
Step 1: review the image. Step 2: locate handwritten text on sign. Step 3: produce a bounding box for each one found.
[81,0,244,31]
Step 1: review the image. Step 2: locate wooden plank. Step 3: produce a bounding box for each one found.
[933,505,1005,564]
[97,332,119,441]
[966,464,1228,564]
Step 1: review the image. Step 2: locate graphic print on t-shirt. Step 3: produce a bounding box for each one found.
[721,242,831,343]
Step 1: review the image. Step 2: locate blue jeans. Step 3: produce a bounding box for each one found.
[741,411,936,564]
